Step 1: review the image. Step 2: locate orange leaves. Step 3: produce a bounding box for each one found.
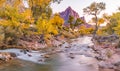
[0,0,5,7]
[98,18,105,25]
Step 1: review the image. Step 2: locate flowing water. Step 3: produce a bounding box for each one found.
[0,53,98,71]
[0,36,99,71]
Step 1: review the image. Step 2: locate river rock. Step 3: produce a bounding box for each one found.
[43,54,50,58]
[0,52,16,61]
[114,66,120,71]
[9,53,17,57]
[68,53,75,59]
[106,54,120,66]
[93,34,119,43]
[99,68,115,71]
[27,54,32,57]
[98,61,115,69]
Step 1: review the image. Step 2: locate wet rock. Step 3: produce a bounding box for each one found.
[97,53,120,71]
[114,62,120,66]
[94,34,119,43]
[99,68,115,71]
[27,54,32,57]
[55,50,63,53]
[109,54,120,65]
[87,45,92,48]
[58,44,62,47]
[68,53,75,59]
[38,59,44,62]
[43,54,50,58]
[95,56,104,61]
[94,48,115,61]
[65,46,70,48]
[98,61,115,69]
[9,53,17,57]
[114,66,120,71]
[20,49,27,54]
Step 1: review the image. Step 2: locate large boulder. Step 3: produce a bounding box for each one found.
[93,34,119,43]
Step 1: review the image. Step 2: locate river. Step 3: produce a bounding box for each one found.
[0,36,99,71]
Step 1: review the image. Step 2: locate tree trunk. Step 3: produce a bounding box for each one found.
[93,15,98,39]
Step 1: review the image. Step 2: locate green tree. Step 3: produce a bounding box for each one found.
[68,15,74,30]
[83,2,105,38]
[110,12,120,35]
[74,18,84,27]
[103,12,120,35]
[102,13,113,34]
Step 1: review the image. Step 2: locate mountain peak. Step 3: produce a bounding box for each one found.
[59,6,91,27]
[66,6,72,10]
[60,6,80,23]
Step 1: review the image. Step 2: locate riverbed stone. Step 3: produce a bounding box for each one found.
[98,61,115,69]
[99,68,115,71]
[9,53,17,57]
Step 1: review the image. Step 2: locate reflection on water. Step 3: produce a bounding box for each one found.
[0,53,98,71]
[0,59,53,71]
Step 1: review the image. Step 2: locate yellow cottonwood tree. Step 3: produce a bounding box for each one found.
[50,14,64,30]
[28,0,63,21]
[0,5,32,45]
[36,17,58,35]
[0,0,63,46]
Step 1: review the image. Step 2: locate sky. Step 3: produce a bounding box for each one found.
[51,0,120,22]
